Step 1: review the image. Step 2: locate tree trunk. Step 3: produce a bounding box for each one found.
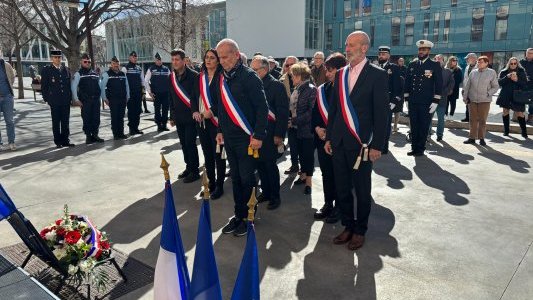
[180,0,186,50]
[15,44,24,99]
[64,47,81,75]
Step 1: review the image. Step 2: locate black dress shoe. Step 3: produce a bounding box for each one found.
[294,178,306,185]
[178,170,190,179]
[162,127,170,131]
[479,139,487,146]
[93,135,104,143]
[314,204,333,220]
[183,172,200,183]
[210,187,224,200]
[304,186,312,195]
[413,152,424,157]
[461,118,469,122]
[256,193,268,203]
[136,130,144,135]
[86,136,95,144]
[325,207,340,224]
[436,136,443,141]
[463,138,476,144]
[157,127,164,133]
[267,198,281,210]
[114,134,127,140]
[407,151,416,156]
[55,144,63,148]
[62,142,75,147]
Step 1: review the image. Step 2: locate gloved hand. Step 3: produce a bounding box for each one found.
[429,103,438,114]
[390,103,396,110]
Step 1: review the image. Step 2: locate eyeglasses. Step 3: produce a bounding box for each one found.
[510,62,517,65]
[82,60,91,64]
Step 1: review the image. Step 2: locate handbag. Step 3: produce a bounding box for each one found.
[513,90,533,105]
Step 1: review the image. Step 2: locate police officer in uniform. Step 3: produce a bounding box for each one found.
[168,48,201,183]
[377,46,402,154]
[251,55,289,210]
[404,40,443,156]
[215,39,268,237]
[41,49,75,148]
[122,51,145,135]
[71,53,104,144]
[101,56,130,140]
[145,52,171,132]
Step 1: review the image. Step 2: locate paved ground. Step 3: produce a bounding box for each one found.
[1,98,532,300]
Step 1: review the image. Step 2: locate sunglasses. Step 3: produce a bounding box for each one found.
[510,62,517,65]
[82,60,91,64]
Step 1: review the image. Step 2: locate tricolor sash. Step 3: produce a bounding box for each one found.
[171,71,192,108]
[317,83,329,125]
[199,71,219,126]
[219,75,253,136]
[82,216,103,259]
[267,108,276,122]
[338,66,372,170]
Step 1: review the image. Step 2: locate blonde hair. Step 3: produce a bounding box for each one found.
[290,62,312,81]
[445,56,459,69]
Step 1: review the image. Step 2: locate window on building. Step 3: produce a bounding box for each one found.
[326,24,333,50]
[421,0,431,9]
[405,15,415,45]
[363,0,372,15]
[384,0,392,13]
[443,11,451,42]
[433,12,440,42]
[339,23,344,48]
[391,17,401,46]
[471,8,484,41]
[451,0,457,6]
[333,0,337,18]
[355,20,363,31]
[495,5,509,40]
[423,13,430,39]
[395,0,402,12]
[370,19,375,47]
[406,0,411,11]
[344,0,351,18]
[31,43,40,59]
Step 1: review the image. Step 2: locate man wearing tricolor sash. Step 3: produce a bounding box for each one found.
[215,39,269,237]
[169,48,201,183]
[324,31,389,251]
[251,55,289,211]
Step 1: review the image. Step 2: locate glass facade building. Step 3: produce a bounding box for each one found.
[323,0,533,70]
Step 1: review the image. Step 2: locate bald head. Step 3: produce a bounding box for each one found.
[216,38,241,71]
[345,31,370,66]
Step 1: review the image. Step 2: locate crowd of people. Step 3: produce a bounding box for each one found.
[1,31,532,250]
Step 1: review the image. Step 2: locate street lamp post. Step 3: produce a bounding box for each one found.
[54,0,94,69]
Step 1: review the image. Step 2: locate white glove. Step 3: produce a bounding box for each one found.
[390,103,396,110]
[429,103,438,114]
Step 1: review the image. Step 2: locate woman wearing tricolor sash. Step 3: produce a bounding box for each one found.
[311,53,346,223]
[197,49,226,199]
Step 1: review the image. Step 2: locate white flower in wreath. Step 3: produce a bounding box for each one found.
[53,248,67,260]
[45,230,57,241]
[68,264,79,275]
[79,259,95,273]
[76,238,85,246]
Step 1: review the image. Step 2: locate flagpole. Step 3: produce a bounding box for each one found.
[247,187,258,222]
[160,152,170,181]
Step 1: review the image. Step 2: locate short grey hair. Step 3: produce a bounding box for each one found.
[313,51,325,59]
[252,55,270,71]
[216,38,240,53]
[283,56,298,65]
[347,31,370,46]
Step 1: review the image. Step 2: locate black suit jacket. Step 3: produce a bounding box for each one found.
[41,64,72,106]
[326,60,389,152]
[381,62,403,106]
[169,67,199,124]
[263,74,289,138]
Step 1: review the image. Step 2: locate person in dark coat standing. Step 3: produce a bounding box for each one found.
[377,46,402,154]
[145,52,171,132]
[122,51,145,135]
[394,57,407,132]
[71,53,104,144]
[434,54,455,141]
[196,49,226,199]
[215,38,268,237]
[496,57,528,138]
[169,48,201,183]
[324,31,389,251]
[403,40,443,156]
[312,52,346,223]
[461,53,478,122]
[100,56,130,140]
[41,49,75,148]
[251,55,289,210]
[519,48,533,123]
[445,56,463,119]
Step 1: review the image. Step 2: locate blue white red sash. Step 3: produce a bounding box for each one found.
[267,108,276,122]
[199,71,219,126]
[171,71,192,108]
[219,75,253,136]
[338,66,362,145]
[82,216,103,259]
[317,83,329,125]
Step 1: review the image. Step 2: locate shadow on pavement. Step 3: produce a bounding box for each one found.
[413,156,470,206]
[427,140,475,165]
[476,145,530,174]
[374,152,413,189]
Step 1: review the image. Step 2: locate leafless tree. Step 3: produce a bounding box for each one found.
[0,0,149,72]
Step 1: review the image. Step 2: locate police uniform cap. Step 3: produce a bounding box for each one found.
[378,46,391,53]
[50,49,62,57]
[155,52,162,60]
[416,40,434,49]
[129,51,137,57]
[111,56,119,63]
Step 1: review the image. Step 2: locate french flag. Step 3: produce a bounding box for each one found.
[153,181,190,300]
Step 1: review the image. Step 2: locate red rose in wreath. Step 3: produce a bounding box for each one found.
[100,240,110,250]
[65,231,82,244]
[40,227,51,238]
[56,227,66,238]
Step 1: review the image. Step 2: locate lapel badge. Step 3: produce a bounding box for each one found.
[424,70,433,78]
[387,69,392,75]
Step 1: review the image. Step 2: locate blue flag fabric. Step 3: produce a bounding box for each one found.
[0,185,16,221]
[190,200,222,300]
[231,222,260,300]
[153,181,191,300]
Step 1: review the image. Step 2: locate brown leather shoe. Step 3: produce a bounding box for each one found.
[333,229,352,245]
[347,234,365,250]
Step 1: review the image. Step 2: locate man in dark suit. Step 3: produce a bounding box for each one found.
[251,55,289,210]
[403,40,443,156]
[377,46,402,154]
[168,48,201,184]
[324,31,389,250]
[41,49,75,148]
